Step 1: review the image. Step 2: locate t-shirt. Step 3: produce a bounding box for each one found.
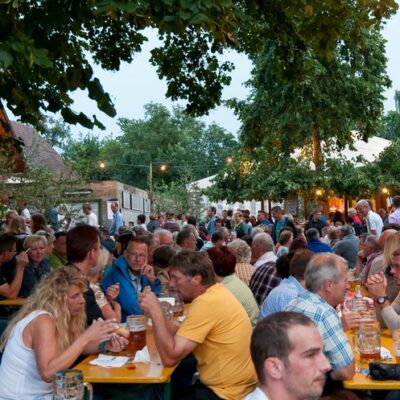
[177,283,257,400]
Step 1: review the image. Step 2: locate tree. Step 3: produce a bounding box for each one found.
[0,1,396,132]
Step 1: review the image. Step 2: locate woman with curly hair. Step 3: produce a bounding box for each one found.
[0,267,124,399]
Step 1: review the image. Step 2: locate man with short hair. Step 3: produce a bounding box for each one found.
[101,237,160,321]
[306,209,328,236]
[48,231,67,269]
[146,213,160,233]
[389,195,400,226]
[109,201,124,237]
[286,253,357,382]
[0,234,28,299]
[271,206,296,244]
[255,210,272,226]
[154,228,174,246]
[356,199,383,237]
[332,225,359,269]
[259,249,313,319]
[137,214,147,231]
[82,203,99,227]
[176,227,197,251]
[139,250,257,399]
[249,233,280,305]
[306,228,332,253]
[244,311,331,400]
[207,206,217,236]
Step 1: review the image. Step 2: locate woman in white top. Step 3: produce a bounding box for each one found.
[0,267,126,400]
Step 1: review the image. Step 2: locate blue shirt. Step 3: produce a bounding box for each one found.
[207,216,216,235]
[109,211,124,236]
[259,276,305,319]
[307,240,332,253]
[286,291,353,370]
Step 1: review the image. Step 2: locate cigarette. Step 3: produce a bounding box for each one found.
[24,248,31,253]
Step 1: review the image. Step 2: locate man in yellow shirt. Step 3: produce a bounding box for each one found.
[139,250,257,400]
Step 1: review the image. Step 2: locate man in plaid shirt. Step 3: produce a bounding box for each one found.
[249,233,280,305]
[286,253,357,384]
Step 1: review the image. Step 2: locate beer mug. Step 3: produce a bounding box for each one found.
[126,315,147,357]
[353,320,381,362]
[53,369,93,400]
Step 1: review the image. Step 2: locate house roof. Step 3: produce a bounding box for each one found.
[10,121,71,178]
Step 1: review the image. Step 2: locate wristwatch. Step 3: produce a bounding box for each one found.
[375,296,389,305]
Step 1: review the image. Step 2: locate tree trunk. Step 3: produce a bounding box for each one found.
[312,124,321,170]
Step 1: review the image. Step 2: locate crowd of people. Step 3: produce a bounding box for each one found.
[1,197,400,399]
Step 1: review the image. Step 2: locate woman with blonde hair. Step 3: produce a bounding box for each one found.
[0,267,123,399]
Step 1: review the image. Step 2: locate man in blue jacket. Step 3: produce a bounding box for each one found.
[101,237,160,321]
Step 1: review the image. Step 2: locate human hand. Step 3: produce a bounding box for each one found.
[341,311,363,331]
[105,334,128,353]
[83,318,117,343]
[106,283,120,301]
[141,264,156,284]
[357,249,365,259]
[16,252,29,269]
[139,290,160,317]
[366,272,387,298]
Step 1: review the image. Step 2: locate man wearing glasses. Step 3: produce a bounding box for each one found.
[101,237,160,321]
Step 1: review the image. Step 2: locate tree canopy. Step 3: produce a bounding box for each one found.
[0,0,397,131]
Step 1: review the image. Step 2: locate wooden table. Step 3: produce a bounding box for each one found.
[0,297,26,307]
[74,329,176,400]
[344,330,400,390]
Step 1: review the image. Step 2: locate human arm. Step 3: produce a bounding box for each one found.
[330,361,356,381]
[139,291,196,366]
[340,311,362,331]
[0,252,29,299]
[32,315,117,382]
[354,250,365,277]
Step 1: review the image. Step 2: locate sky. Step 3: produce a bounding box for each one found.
[6,11,400,139]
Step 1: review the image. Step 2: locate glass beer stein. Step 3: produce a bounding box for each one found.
[353,320,381,362]
[53,369,93,400]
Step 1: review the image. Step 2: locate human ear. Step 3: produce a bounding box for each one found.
[265,357,284,380]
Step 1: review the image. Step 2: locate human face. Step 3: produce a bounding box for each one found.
[356,205,368,218]
[169,268,194,302]
[331,262,349,306]
[281,325,331,400]
[67,285,85,316]
[124,241,148,272]
[272,210,282,221]
[54,235,67,257]
[2,243,17,263]
[390,254,400,284]
[159,232,173,246]
[28,240,46,265]
[89,239,101,267]
[257,212,265,222]
[183,234,197,251]
[110,203,117,213]
[313,212,321,221]
[234,213,241,224]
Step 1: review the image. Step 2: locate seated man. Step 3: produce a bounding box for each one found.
[0,234,28,299]
[244,311,331,400]
[101,237,160,321]
[306,228,332,254]
[48,231,67,269]
[139,250,257,400]
[286,253,358,384]
[259,249,313,319]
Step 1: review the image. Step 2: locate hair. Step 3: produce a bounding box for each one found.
[340,224,353,237]
[289,249,314,280]
[153,245,177,269]
[271,205,282,214]
[82,203,92,211]
[149,213,157,221]
[0,233,17,254]
[207,246,236,277]
[176,227,194,246]
[66,225,99,263]
[234,211,243,219]
[113,232,133,257]
[88,248,111,279]
[5,210,17,221]
[208,206,216,214]
[36,230,55,246]
[251,312,314,384]
[392,196,400,208]
[227,238,251,263]
[364,234,381,253]
[31,213,47,234]
[137,214,146,224]
[276,254,291,279]
[154,228,173,241]
[306,227,320,242]
[305,253,346,292]
[383,223,400,232]
[169,250,216,287]
[211,229,225,244]
[23,234,47,251]
[359,232,369,244]
[384,232,400,268]
[251,226,265,238]
[278,230,293,246]
[288,237,308,252]
[0,267,86,353]
[55,231,67,240]
[187,215,197,226]
[252,233,274,253]
[357,199,370,210]
[8,216,27,234]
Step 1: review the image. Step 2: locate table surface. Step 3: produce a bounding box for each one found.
[0,297,26,306]
[343,329,400,390]
[75,329,176,384]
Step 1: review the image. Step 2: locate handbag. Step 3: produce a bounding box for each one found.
[369,362,400,380]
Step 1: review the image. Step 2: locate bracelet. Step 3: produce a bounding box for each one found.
[98,340,108,354]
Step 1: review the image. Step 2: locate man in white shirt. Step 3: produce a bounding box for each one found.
[356,199,383,237]
[82,204,99,227]
[244,311,331,400]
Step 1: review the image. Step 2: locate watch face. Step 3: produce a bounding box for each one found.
[377,296,387,304]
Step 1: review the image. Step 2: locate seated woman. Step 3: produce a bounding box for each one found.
[7,216,29,253]
[19,235,51,297]
[87,248,121,322]
[207,246,259,327]
[0,267,125,400]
